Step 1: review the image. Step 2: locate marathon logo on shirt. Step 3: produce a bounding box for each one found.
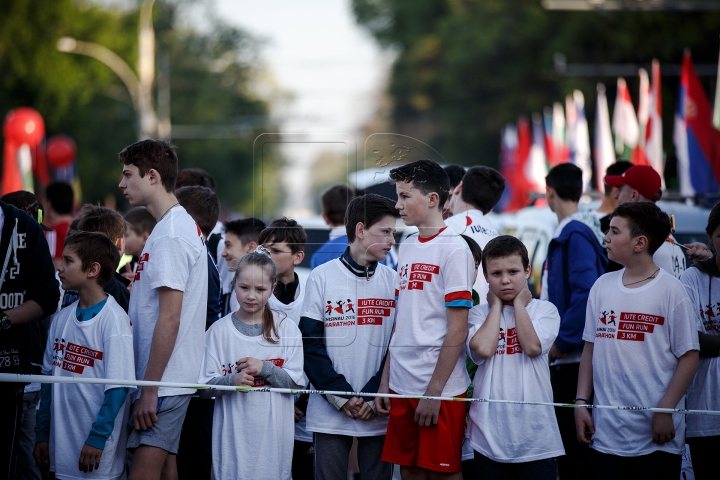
[595,310,664,342]
[699,302,720,332]
[55,341,104,374]
[324,299,357,327]
[134,252,149,281]
[253,358,285,386]
[495,328,506,355]
[505,328,523,355]
[357,298,395,326]
[398,263,440,292]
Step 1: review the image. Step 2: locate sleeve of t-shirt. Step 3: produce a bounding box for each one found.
[199,326,224,385]
[668,289,700,358]
[466,305,490,365]
[145,236,197,291]
[679,269,705,333]
[531,300,561,355]
[279,319,305,387]
[441,243,474,309]
[102,330,136,393]
[582,282,600,343]
[42,316,56,376]
[300,272,326,321]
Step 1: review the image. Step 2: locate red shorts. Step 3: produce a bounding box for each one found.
[380,390,466,473]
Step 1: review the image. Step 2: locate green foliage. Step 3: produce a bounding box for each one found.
[352,0,720,170]
[0,0,276,214]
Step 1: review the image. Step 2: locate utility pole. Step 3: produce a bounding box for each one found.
[57,0,162,140]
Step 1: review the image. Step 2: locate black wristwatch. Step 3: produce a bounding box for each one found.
[0,311,11,330]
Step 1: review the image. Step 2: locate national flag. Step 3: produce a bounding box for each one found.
[612,77,639,159]
[714,41,720,129]
[631,68,651,166]
[645,60,665,187]
[571,90,592,191]
[498,124,531,212]
[527,113,548,193]
[551,102,569,165]
[594,83,615,191]
[674,50,720,196]
[543,107,554,164]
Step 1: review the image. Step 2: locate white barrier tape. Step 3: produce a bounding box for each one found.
[3,373,719,416]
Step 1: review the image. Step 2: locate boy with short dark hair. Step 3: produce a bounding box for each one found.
[310,184,356,269]
[466,235,564,479]
[34,232,135,479]
[575,201,699,479]
[62,204,131,312]
[122,207,157,284]
[446,166,505,302]
[442,165,466,219]
[679,201,720,479]
[45,181,75,268]
[118,139,208,480]
[543,163,606,478]
[257,216,313,477]
[300,194,399,480]
[220,218,266,315]
[379,159,475,479]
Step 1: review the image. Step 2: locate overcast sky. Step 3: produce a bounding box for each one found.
[214,0,391,215]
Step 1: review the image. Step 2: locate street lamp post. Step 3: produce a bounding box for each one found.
[57,0,160,140]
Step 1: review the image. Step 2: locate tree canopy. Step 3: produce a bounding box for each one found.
[0,0,277,213]
[351,0,720,180]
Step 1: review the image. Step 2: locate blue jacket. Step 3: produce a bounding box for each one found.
[546,220,608,353]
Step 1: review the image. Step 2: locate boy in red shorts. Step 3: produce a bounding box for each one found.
[376,159,474,479]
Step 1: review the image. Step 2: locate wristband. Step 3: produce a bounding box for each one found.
[573,398,590,404]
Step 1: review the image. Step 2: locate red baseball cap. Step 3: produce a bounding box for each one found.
[604,165,662,202]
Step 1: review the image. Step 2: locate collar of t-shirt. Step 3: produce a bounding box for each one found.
[76,298,108,322]
[329,226,346,241]
[339,246,377,280]
[274,272,299,305]
[418,226,447,243]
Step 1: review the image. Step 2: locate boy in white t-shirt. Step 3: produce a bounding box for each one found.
[118,140,208,479]
[445,166,504,302]
[466,235,564,478]
[379,160,475,479]
[34,232,135,479]
[300,194,399,480]
[679,200,720,479]
[220,218,265,315]
[575,201,699,479]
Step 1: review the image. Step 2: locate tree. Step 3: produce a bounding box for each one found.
[0,0,277,213]
[352,0,720,179]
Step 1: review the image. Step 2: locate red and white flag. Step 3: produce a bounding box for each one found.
[645,60,664,186]
[612,77,639,158]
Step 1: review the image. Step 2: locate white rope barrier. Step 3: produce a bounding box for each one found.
[2,373,719,416]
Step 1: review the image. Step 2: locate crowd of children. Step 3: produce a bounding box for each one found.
[1,139,718,480]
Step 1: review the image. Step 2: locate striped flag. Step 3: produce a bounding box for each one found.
[645,60,665,186]
[612,77,639,159]
[571,90,592,191]
[631,68,651,166]
[674,50,720,197]
[527,113,548,193]
[594,83,615,191]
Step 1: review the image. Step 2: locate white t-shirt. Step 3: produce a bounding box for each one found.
[267,277,312,442]
[466,300,564,462]
[679,266,720,438]
[654,236,686,279]
[43,296,135,480]
[582,269,699,456]
[129,206,208,397]
[445,210,499,303]
[390,228,474,397]
[301,259,395,436]
[200,313,304,480]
